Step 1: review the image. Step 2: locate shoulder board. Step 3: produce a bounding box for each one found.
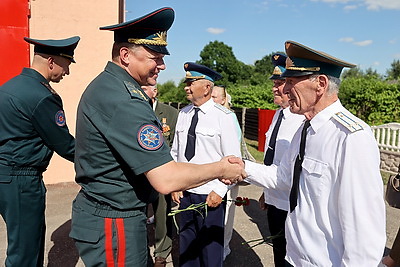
[214,103,233,114]
[332,112,364,133]
[123,81,147,100]
[40,82,58,95]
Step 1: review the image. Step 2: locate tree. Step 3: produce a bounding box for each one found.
[339,76,400,125]
[198,41,252,85]
[157,80,188,104]
[387,59,400,80]
[250,51,286,85]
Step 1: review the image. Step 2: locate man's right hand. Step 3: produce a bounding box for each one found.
[218,156,246,185]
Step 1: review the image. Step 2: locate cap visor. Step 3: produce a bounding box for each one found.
[281,70,316,78]
[143,44,169,55]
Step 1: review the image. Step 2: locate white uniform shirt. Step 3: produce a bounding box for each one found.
[171,98,242,197]
[262,107,304,210]
[245,100,386,266]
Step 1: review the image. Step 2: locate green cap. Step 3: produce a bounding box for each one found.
[24,36,80,63]
[100,7,174,55]
[281,40,356,78]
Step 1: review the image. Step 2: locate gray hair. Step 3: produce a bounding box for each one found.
[309,74,341,95]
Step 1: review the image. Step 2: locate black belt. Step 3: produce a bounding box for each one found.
[0,165,46,176]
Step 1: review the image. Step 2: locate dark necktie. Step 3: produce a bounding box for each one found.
[184,108,200,161]
[264,110,284,166]
[289,120,311,213]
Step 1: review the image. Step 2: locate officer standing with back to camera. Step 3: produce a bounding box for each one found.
[0,36,79,266]
[69,7,244,266]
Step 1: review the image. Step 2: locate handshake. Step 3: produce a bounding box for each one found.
[218,156,247,185]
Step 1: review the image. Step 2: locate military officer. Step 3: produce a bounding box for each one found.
[257,53,304,267]
[0,36,79,266]
[231,41,386,266]
[171,62,242,267]
[69,7,244,266]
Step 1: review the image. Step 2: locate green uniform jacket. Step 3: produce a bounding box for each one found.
[0,68,75,173]
[155,101,178,147]
[75,61,173,212]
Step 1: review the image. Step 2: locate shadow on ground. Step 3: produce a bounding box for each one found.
[47,220,80,267]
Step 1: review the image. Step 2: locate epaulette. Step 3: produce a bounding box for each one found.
[332,112,364,133]
[214,103,233,114]
[41,82,58,95]
[124,81,147,100]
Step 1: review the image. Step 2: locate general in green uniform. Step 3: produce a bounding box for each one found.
[0,36,79,267]
[70,7,246,266]
[70,8,175,266]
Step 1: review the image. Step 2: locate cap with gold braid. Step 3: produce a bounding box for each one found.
[269,53,287,80]
[281,40,356,78]
[100,7,174,55]
[24,36,80,63]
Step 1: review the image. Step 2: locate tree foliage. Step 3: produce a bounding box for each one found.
[197,41,253,85]
[339,76,400,124]
[387,59,400,80]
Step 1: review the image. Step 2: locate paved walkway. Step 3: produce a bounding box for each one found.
[1,182,399,266]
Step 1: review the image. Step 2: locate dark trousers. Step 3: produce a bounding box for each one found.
[0,174,46,267]
[267,204,288,267]
[179,191,225,267]
[152,194,173,258]
[70,192,148,266]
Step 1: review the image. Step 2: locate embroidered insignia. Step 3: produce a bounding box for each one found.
[137,124,163,150]
[272,66,282,75]
[273,54,280,61]
[55,110,66,126]
[124,81,147,100]
[214,103,232,114]
[333,112,364,133]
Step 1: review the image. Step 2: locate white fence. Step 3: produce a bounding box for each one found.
[371,123,400,153]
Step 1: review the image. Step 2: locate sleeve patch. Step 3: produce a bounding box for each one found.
[333,112,363,132]
[55,110,66,126]
[137,124,164,150]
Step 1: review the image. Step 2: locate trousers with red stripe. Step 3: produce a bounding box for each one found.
[70,192,148,266]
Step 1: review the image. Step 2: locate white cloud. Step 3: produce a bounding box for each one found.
[372,61,380,66]
[344,4,358,10]
[308,0,400,10]
[339,37,355,43]
[389,39,397,44]
[394,53,400,59]
[364,0,400,10]
[353,40,373,46]
[206,28,226,35]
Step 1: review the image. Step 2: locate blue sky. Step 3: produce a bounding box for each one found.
[125,0,400,84]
